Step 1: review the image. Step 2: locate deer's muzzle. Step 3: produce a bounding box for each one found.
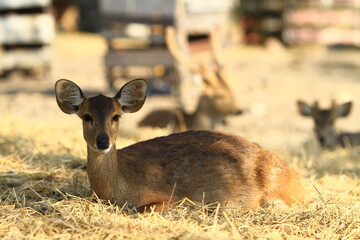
[96,133,110,150]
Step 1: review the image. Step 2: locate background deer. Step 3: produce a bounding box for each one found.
[55,78,305,212]
[297,100,360,149]
[138,26,243,132]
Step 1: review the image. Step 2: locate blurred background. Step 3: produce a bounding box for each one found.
[0,0,360,149]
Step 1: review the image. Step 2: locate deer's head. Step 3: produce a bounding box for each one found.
[166,26,243,118]
[297,100,352,149]
[55,79,147,153]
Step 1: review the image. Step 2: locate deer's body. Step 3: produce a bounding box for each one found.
[56,78,305,211]
[337,133,360,147]
[139,109,184,130]
[139,95,238,132]
[138,26,242,132]
[297,100,360,149]
[87,130,304,209]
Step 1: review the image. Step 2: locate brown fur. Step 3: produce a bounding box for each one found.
[85,130,305,211]
[139,95,242,132]
[56,79,305,212]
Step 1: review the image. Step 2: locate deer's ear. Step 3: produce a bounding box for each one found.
[55,79,85,114]
[337,101,352,117]
[297,100,313,116]
[114,79,147,113]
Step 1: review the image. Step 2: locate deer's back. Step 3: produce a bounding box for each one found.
[116,130,300,208]
[138,109,181,129]
[338,132,360,147]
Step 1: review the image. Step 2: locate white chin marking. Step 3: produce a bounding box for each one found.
[92,144,112,154]
[97,148,111,154]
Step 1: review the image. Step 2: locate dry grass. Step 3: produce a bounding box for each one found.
[0,33,360,239]
[0,99,359,240]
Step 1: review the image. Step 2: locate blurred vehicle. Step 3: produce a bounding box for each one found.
[99,0,236,100]
[0,0,55,79]
[237,0,360,46]
[100,0,176,92]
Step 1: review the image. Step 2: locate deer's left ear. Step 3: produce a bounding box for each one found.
[114,79,147,113]
[337,101,352,117]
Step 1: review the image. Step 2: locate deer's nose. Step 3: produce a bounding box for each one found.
[318,137,325,146]
[233,109,244,115]
[96,133,110,150]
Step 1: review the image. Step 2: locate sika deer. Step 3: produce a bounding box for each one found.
[55,78,305,211]
[138,26,242,132]
[297,100,360,149]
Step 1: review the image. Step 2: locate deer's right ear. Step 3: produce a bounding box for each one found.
[297,100,312,116]
[55,79,85,114]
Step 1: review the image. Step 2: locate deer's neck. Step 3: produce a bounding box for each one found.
[184,96,219,130]
[87,145,118,201]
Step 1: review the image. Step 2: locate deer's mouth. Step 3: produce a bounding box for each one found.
[93,133,112,153]
[91,133,113,154]
[92,143,113,154]
[97,142,110,150]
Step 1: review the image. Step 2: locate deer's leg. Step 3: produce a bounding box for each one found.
[138,201,169,213]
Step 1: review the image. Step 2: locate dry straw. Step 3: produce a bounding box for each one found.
[0,115,359,240]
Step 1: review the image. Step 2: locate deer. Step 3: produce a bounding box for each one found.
[55,78,305,212]
[138,26,243,132]
[297,100,360,149]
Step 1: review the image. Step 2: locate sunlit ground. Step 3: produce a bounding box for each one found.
[0,33,359,239]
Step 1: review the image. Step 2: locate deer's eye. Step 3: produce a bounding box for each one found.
[82,114,93,123]
[112,115,121,122]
